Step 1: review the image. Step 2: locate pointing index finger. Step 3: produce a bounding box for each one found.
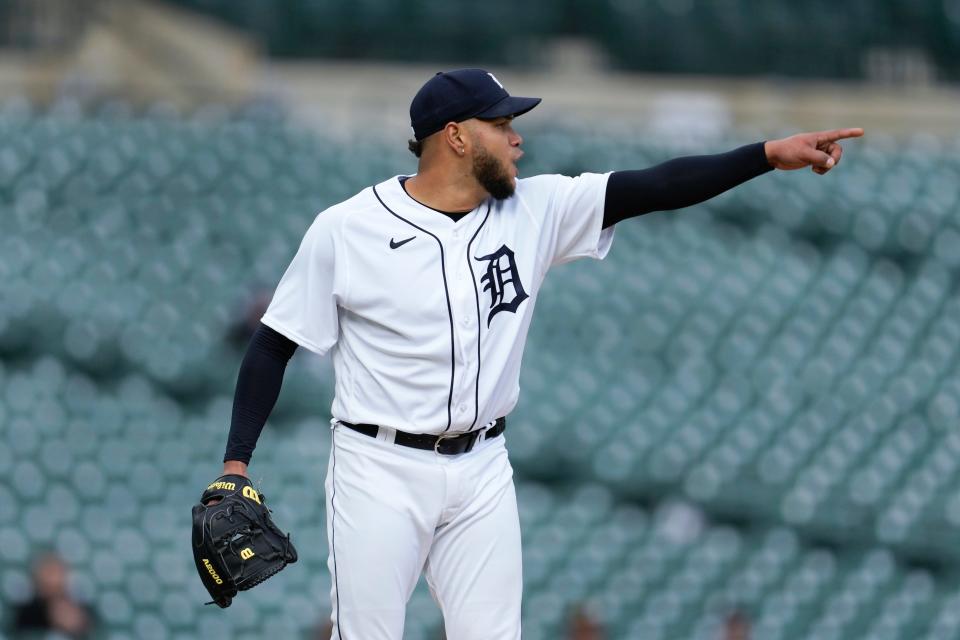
[819,127,865,143]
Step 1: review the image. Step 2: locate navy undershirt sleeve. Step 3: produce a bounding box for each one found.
[602,141,774,228]
[223,322,298,464]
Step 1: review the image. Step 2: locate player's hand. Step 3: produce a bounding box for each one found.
[223,460,249,478]
[206,460,250,505]
[765,128,864,175]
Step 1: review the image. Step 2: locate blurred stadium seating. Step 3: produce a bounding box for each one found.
[162,0,960,81]
[1,99,959,639]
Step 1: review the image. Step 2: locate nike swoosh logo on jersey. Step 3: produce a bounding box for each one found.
[390,236,416,249]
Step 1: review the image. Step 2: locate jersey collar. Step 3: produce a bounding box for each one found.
[374,175,485,233]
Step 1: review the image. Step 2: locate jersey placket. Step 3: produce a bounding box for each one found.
[444,224,482,431]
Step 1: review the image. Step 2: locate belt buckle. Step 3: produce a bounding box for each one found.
[435,429,485,455]
[434,432,461,455]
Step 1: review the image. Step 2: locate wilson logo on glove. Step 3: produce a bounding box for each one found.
[192,474,298,608]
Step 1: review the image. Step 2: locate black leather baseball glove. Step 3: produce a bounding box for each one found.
[191,474,298,608]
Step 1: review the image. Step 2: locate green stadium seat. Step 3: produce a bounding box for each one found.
[131,612,169,640]
[0,527,30,569]
[91,551,126,588]
[97,590,134,625]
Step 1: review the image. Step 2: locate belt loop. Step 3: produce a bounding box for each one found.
[376,426,396,445]
[480,417,497,441]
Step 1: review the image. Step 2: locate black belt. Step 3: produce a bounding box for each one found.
[339,417,506,455]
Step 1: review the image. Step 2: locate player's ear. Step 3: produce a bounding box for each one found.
[441,122,468,157]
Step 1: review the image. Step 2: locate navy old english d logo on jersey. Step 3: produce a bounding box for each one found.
[475,244,528,326]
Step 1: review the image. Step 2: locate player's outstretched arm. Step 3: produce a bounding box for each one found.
[602,127,864,228]
[764,128,864,174]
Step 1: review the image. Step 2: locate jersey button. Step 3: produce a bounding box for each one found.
[458,404,468,413]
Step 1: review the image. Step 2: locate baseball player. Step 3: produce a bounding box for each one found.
[218,68,863,638]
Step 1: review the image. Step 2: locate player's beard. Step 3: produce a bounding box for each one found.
[472,144,515,200]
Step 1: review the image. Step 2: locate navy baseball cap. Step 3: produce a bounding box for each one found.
[410,68,541,141]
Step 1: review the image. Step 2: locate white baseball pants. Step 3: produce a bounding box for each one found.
[324,421,523,639]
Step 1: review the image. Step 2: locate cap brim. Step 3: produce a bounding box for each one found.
[474,96,541,120]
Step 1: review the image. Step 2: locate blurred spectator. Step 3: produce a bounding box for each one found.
[8,552,95,639]
[567,603,605,640]
[721,608,751,640]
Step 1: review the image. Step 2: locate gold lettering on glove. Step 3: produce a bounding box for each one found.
[202,558,224,584]
[242,486,261,504]
[240,547,256,560]
[207,481,236,491]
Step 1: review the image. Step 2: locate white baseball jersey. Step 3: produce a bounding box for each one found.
[261,172,614,434]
